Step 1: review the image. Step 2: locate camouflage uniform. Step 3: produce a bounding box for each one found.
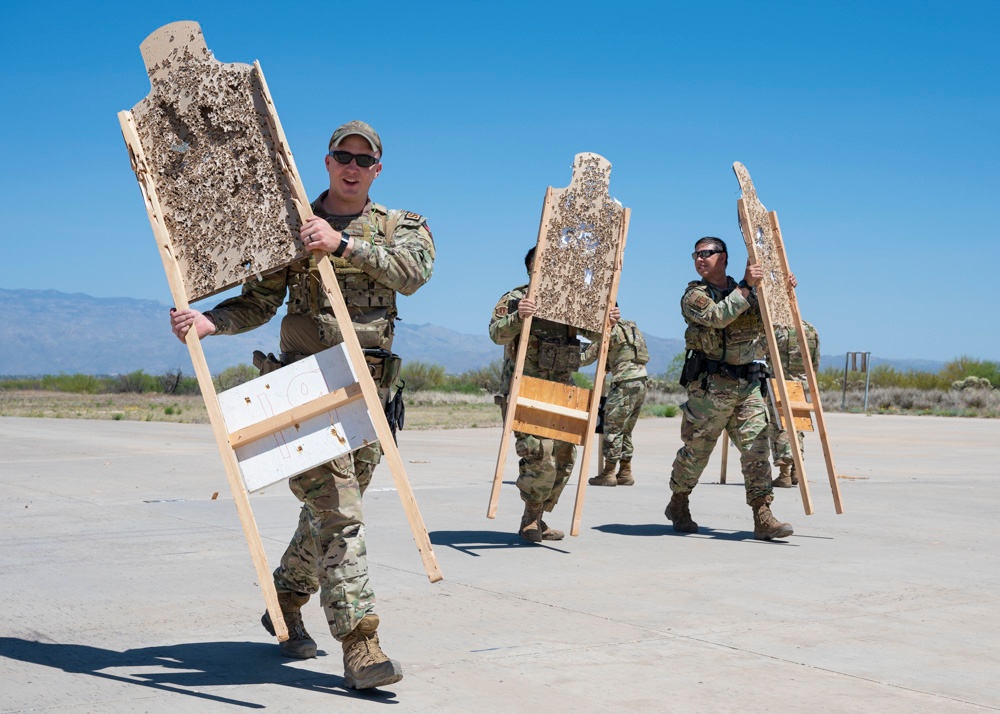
[768,321,820,467]
[670,277,773,505]
[489,284,599,511]
[204,194,434,637]
[599,319,649,463]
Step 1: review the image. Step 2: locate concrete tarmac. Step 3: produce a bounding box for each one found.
[1,413,998,713]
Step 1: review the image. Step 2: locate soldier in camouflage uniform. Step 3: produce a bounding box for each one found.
[587,317,649,486]
[489,247,617,543]
[665,237,793,541]
[768,321,820,488]
[169,120,433,689]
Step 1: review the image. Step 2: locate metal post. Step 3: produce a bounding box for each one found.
[863,353,872,412]
[842,353,849,410]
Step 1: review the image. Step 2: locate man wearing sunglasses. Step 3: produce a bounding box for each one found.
[169,120,434,689]
[665,237,794,542]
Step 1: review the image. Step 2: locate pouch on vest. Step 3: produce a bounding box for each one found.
[537,337,582,372]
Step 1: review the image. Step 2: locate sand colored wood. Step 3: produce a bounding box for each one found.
[733,162,843,514]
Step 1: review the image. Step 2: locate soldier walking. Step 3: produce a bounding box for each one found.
[169,120,434,689]
[588,316,650,487]
[665,237,793,541]
[489,247,617,542]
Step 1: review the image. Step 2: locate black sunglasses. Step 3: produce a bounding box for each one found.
[328,150,380,168]
[692,249,725,260]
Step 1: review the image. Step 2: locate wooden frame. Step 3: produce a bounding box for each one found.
[486,153,630,537]
[118,21,442,640]
[732,162,843,514]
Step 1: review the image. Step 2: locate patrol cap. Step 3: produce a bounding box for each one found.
[329,120,383,156]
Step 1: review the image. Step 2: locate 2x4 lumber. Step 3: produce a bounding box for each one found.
[228,383,364,447]
[570,207,631,537]
[738,198,815,515]
[515,397,589,421]
[768,211,844,513]
[487,189,555,519]
[118,109,288,640]
[254,63,442,582]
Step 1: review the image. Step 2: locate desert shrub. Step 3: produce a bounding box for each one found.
[114,370,162,394]
[401,361,447,392]
[940,357,1000,388]
[951,376,993,391]
[572,372,594,390]
[215,364,258,391]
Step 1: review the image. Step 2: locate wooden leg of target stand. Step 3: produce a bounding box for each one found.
[720,434,729,484]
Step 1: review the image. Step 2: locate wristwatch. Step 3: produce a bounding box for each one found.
[332,231,350,258]
[738,279,750,291]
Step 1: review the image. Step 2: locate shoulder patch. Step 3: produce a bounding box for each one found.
[494,305,508,318]
[693,294,711,309]
[404,211,422,222]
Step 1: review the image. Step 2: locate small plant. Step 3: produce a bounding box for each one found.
[164,405,176,415]
[112,413,125,421]
[645,404,679,418]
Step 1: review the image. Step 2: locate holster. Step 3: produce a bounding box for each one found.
[595,395,608,434]
[679,350,705,387]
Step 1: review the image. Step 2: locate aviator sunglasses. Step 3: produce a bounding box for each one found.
[692,249,725,260]
[328,150,380,168]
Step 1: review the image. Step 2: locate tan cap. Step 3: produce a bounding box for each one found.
[328,120,382,156]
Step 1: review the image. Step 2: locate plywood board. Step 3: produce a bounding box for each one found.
[772,380,815,432]
[732,163,794,328]
[127,21,306,301]
[218,344,377,492]
[533,153,625,334]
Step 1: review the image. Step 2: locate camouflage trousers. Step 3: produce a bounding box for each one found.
[602,378,648,462]
[670,374,772,505]
[272,443,383,639]
[514,432,576,510]
[768,419,807,466]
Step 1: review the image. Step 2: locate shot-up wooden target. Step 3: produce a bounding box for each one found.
[117,21,442,640]
[487,153,630,536]
[733,162,843,515]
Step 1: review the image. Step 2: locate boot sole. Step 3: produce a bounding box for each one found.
[261,612,318,659]
[755,525,794,541]
[344,660,404,689]
[664,506,699,533]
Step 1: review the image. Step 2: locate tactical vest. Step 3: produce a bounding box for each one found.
[617,319,649,364]
[529,318,582,373]
[286,204,400,350]
[683,280,762,363]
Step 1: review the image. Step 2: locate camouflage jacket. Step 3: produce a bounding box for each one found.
[205,196,435,351]
[771,321,820,381]
[582,318,649,383]
[489,283,601,393]
[681,277,763,366]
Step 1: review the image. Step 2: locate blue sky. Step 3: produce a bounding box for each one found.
[1,1,997,362]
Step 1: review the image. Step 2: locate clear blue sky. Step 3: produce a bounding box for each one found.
[1,1,997,362]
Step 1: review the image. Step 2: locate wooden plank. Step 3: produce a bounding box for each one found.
[770,380,815,431]
[228,384,364,447]
[119,107,288,641]
[571,206,630,536]
[487,190,555,519]
[720,433,729,484]
[513,407,587,444]
[738,197,815,515]
[515,397,589,421]
[769,211,844,513]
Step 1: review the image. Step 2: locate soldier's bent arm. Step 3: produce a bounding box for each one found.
[346,214,435,296]
[203,269,289,335]
[681,284,752,330]
[489,290,524,345]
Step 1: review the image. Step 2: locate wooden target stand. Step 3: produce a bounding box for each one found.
[486,153,630,537]
[118,21,442,641]
[732,162,843,515]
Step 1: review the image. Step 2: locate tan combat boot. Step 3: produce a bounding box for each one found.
[664,492,698,533]
[518,502,544,543]
[616,458,634,486]
[538,513,565,541]
[261,590,317,659]
[751,495,794,541]
[588,461,618,487]
[790,463,799,485]
[341,614,403,689]
[773,463,794,488]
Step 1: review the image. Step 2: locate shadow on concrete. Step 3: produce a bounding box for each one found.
[429,530,571,556]
[592,523,797,544]
[0,637,399,707]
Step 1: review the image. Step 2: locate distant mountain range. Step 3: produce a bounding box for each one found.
[0,288,942,377]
